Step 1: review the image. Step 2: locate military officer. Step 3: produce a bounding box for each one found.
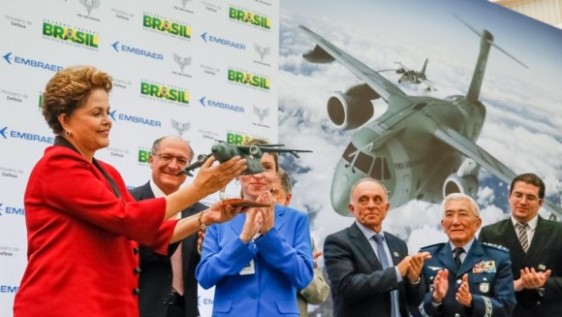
[417,193,515,317]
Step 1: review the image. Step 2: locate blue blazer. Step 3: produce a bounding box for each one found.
[196,204,314,317]
[418,240,516,317]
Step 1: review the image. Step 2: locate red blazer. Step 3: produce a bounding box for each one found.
[14,142,176,317]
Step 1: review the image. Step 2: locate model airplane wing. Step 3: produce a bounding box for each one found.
[300,26,407,107]
[434,127,561,218]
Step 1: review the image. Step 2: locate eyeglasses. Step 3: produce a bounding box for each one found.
[152,153,190,167]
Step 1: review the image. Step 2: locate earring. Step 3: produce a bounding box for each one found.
[65,130,71,136]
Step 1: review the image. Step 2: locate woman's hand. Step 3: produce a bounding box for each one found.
[256,191,275,234]
[239,208,263,243]
[192,156,246,196]
[203,200,244,225]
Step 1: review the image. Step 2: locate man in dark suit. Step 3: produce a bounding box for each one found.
[324,177,430,317]
[418,193,515,317]
[479,173,562,317]
[130,135,205,317]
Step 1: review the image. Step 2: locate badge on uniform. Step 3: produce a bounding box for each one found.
[473,263,482,274]
[474,260,496,273]
[479,282,490,293]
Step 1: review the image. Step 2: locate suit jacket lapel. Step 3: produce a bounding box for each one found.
[349,223,381,270]
[525,217,548,263]
[499,219,528,264]
[436,244,458,273]
[384,234,404,265]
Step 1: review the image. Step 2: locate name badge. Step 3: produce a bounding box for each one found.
[240,259,255,275]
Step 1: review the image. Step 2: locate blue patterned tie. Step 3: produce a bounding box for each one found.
[373,234,400,317]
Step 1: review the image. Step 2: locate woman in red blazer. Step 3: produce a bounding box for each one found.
[13,65,246,317]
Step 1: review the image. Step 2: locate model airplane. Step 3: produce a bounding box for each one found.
[299,23,561,220]
[180,141,312,176]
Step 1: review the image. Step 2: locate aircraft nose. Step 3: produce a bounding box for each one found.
[331,160,352,216]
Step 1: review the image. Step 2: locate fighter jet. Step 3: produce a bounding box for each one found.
[300,24,561,219]
[378,58,435,91]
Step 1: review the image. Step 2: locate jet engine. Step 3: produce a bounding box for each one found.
[442,174,478,198]
[327,83,379,130]
[442,158,480,199]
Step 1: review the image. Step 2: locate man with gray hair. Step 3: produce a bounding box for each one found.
[130,135,204,317]
[324,177,430,317]
[417,193,516,317]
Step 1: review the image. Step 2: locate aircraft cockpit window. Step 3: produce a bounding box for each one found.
[371,157,391,180]
[342,143,357,163]
[354,152,373,174]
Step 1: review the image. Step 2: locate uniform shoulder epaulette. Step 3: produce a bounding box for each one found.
[481,242,509,252]
[419,242,446,251]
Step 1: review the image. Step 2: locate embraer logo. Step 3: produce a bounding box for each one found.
[200,32,246,50]
[111,41,164,60]
[0,127,7,139]
[109,110,117,121]
[3,52,12,64]
[2,52,63,71]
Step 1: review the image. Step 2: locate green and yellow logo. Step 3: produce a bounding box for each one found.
[140,82,189,105]
[226,132,255,145]
[229,7,271,30]
[42,21,99,48]
[143,14,191,39]
[138,149,151,163]
[228,69,270,91]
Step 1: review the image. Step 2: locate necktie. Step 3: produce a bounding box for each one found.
[516,222,529,253]
[171,242,184,295]
[453,247,464,268]
[373,234,400,317]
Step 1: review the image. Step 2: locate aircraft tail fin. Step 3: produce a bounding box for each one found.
[457,15,527,103]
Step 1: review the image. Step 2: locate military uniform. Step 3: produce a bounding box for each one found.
[416,240,516,317]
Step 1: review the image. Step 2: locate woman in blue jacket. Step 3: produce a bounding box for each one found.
[196,139,314,317]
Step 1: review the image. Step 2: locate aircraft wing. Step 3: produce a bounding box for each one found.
[434,127,562,219]
[300,26,407,104]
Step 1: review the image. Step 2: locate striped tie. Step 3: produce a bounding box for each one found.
[516,222,529,253]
